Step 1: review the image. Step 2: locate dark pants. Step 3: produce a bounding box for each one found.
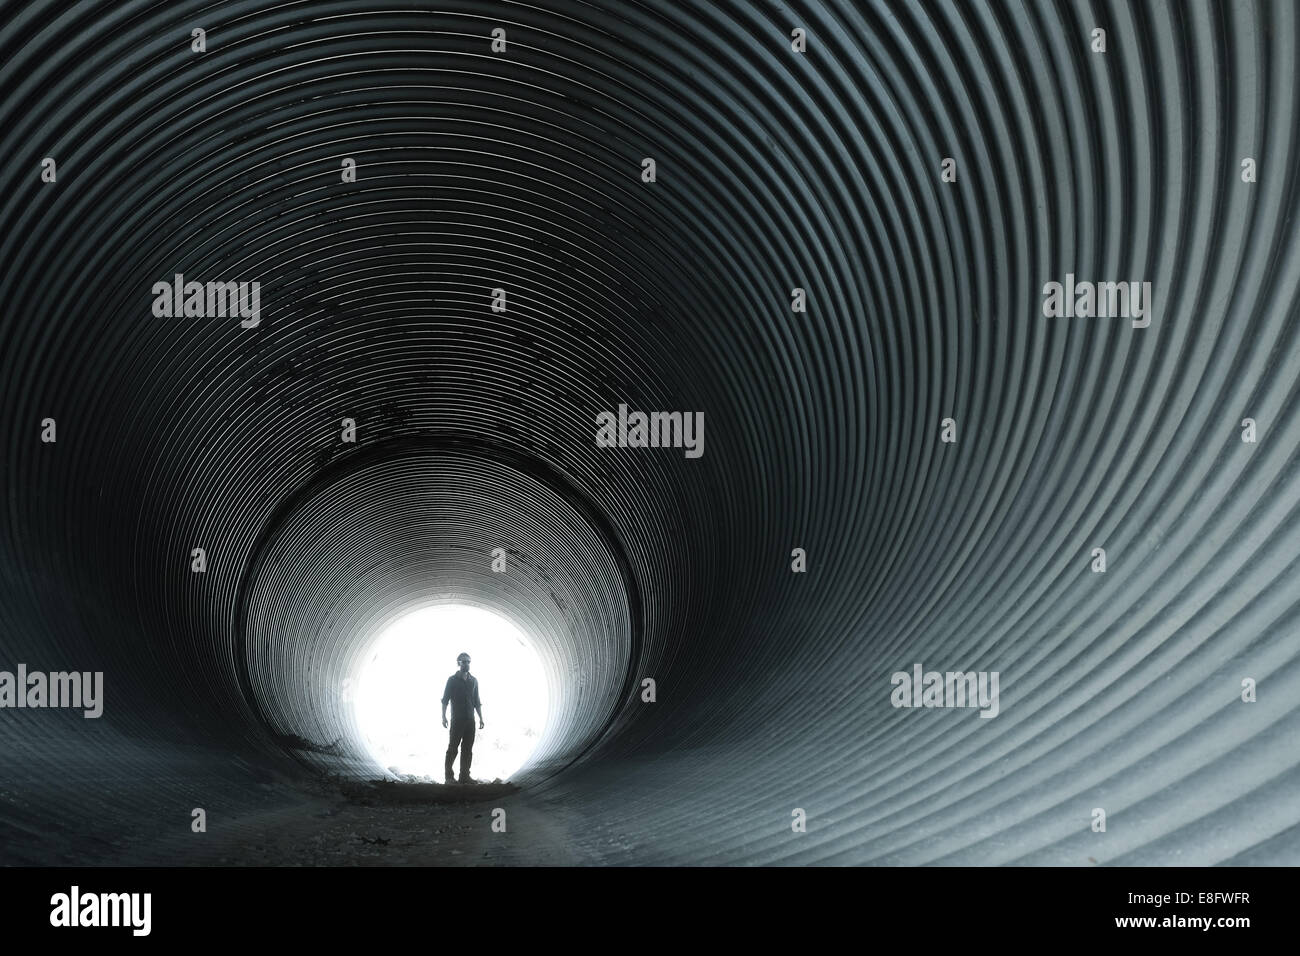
[445,717,476,781]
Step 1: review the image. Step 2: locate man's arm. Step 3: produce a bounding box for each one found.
[474,679,484,728]
[441,677,452,727]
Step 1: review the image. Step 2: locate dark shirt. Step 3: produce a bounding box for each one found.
[442,672,481,721]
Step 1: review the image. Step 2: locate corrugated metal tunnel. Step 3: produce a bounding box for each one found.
[1,0,1299,865]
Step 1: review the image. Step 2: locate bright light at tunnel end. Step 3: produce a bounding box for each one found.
[353,604,550,783]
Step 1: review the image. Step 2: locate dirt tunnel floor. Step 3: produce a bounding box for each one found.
[109,777,632,866]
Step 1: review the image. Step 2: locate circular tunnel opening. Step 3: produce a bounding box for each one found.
[353,603,550,782]
[233,441,639,787]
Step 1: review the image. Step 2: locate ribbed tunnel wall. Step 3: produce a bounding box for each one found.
[1,0,1298,865]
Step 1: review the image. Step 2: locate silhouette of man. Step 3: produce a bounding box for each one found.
[442,652,484,784]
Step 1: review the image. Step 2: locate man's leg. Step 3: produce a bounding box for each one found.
[459,720,476,781]
[445,722,463,783]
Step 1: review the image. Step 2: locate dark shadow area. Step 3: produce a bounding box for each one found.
[340,779,523,806]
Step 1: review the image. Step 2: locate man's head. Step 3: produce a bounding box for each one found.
[457,652,471,674]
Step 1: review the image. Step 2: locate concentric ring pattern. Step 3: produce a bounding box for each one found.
[0,0,1298,865]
